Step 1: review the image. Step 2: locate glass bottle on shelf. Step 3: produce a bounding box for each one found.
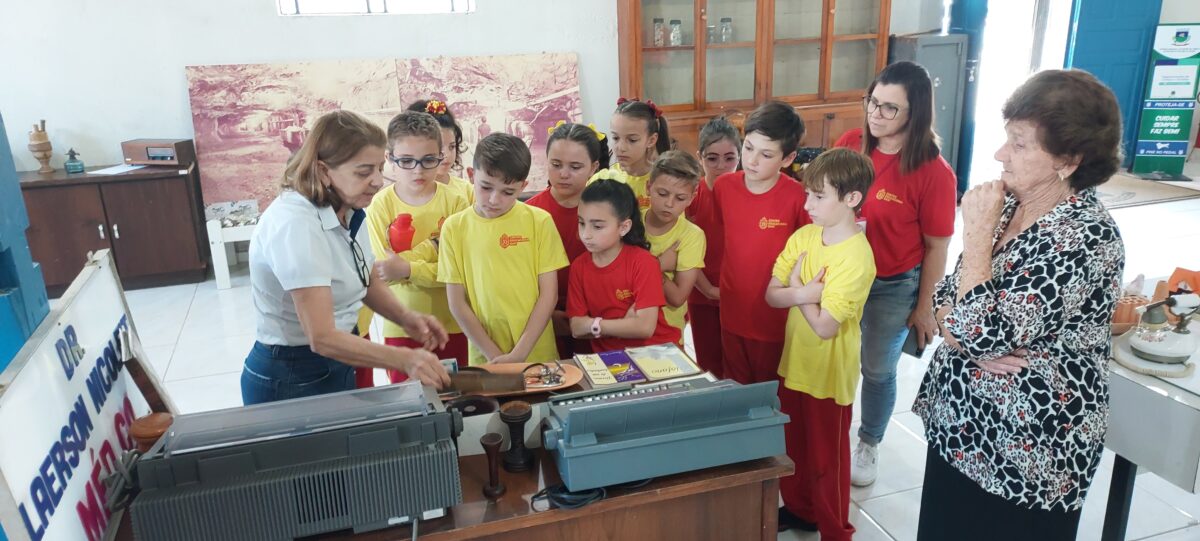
[669,19,683,46]
[653,18,666,47]
[719,17,734,43]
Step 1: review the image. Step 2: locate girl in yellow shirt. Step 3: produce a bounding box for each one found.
[608,98,672,209]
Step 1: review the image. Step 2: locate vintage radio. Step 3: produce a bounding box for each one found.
[121,139,195,166]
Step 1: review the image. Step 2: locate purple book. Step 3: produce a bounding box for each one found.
[575,350,647,385]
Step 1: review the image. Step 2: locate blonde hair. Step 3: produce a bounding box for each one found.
[281,110,386,208]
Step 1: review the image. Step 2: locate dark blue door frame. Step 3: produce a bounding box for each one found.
[1064,0,1162,169]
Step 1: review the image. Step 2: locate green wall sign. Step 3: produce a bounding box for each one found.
[1132,24,1200,179]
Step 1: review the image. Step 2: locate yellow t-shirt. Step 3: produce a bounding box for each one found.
[446,175,475,205]
[437,202,568,365]
[772,225,876,405]
[365,182,469,338]
[644,211,706,343]
[592,164,651,210]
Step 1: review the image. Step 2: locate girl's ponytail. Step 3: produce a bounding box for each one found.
[581,177,650,250]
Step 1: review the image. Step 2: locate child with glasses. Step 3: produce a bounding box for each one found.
[406,99,474,204]
[364,111,471,381]
[438,133,569,365]
[684,116,741,377]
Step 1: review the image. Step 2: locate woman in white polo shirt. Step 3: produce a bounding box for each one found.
[242,110,451,405]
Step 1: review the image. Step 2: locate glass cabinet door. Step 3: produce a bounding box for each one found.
[775,0,822,40]
[644,51,696,106]
[830,0,882,94]
[773,0,822,97]
[829,39,877,93]
[832,0,881,36]
[704,0,756,103]
[642,0,697,107]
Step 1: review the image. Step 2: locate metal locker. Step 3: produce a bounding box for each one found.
[889,33,969,170]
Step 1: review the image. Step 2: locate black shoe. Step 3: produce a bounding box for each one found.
[778,507,818,532]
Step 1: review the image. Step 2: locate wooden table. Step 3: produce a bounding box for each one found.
[320,450,792,541]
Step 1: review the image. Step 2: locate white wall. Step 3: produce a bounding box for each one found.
[890,0,946,36]
[1161,0,1200,23]
[0,0,620,172]
[1,0,946,173]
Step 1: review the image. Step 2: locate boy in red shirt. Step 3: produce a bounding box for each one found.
[714,101,809,384]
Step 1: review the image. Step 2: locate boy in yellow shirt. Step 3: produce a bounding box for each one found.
[765,148,876,540]
[642,150,706,345]
[365,111,471,381]
[406,99,474,205]
[438,133,568,365]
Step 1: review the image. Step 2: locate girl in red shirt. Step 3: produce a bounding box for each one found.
[527,122,609,356]
[834,61,957,488]
[567,178,680,353]
[685,116,741,377]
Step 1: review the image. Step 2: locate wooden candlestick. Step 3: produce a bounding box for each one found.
[480,432,506,499]
[499,401,534,473]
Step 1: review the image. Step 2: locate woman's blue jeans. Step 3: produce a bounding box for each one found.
[241,341,356,406]
[858,265,921,446]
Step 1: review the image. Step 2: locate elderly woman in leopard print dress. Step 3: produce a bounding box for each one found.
[912,69,1125,540]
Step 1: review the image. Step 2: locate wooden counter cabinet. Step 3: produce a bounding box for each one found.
[19,165,209,297]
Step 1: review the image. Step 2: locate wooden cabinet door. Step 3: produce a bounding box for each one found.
[798,103,865,149]
[100,177,203,279]
[21,185,111,290]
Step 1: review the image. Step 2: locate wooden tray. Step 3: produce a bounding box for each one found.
[461,362,583,398]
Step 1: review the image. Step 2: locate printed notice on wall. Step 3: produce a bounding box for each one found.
[1149,64,1199,100]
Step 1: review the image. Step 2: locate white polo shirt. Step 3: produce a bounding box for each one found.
[250,190,376,346]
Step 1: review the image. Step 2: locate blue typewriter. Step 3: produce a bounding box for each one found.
[542,378,789,491]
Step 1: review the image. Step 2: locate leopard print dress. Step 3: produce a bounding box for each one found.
[913,187,1124,512]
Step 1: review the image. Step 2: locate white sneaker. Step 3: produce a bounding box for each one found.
[850,441,879,487]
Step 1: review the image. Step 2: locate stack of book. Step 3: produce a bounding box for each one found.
[574,343,702,387]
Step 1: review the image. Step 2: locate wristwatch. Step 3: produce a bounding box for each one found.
[591,317,603,338]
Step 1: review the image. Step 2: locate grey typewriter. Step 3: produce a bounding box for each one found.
[130,382,462,541]
[542,378,788,491]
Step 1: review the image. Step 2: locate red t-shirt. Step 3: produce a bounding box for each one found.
[835,129,957,277]
[566,245,681,352]
[685,179,723,307]
[714,171,810,342]
[527,189,587,307]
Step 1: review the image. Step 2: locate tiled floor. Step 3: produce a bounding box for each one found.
[120,163,1200,540]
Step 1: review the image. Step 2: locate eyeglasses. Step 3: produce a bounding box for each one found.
[389,154,445,170]
[349,237,369,288]
[862,96,906,120]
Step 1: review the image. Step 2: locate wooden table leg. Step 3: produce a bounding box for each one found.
[761,477,780,541]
